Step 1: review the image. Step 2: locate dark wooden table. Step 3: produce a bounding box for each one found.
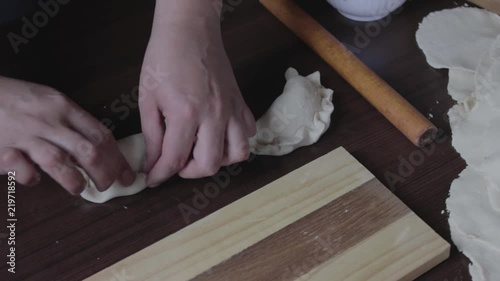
[0,0,472,280]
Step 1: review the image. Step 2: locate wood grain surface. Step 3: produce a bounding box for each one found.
[0,0,474,280]
[86,148,449,281]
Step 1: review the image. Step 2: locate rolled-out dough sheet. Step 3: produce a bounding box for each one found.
[80,68,334,203]
[417,7,500,281]
[448,167,500,280]
[448,69,475,105]
[416,7,500,71]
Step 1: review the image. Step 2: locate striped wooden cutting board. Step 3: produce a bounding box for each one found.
[85,147,450,281]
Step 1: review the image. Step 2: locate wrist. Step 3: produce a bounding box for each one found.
[154,0,221,26]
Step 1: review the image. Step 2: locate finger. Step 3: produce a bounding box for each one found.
[243,107,257,137]
[65,110,135,190]
[139,96,165,173]
[221,118,251,166]
[146,120,197,187]
[17,138,86,195]
[179,122,225,179]
[0,147,40,186]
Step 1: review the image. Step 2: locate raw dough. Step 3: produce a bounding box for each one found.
[249,68,334,156]
[80,134,148,204]
[448,168,500,281]
[416,7,500,71]
[81,68,334,203]
[417,7,500,281]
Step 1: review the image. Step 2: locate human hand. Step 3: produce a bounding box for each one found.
[139,1,255,186]
[0,77,135,194]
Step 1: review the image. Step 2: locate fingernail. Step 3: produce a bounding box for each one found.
[73,183,85,196]
[142,156,149,173]
[121,169,136,186]
[148,182,160,188]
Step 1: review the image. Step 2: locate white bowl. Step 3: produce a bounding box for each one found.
[326,0,407,22]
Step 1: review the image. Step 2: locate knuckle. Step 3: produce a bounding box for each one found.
[79,143,101,165]
[201,162,220,177]
[47,96,72,116]
[168,158,187,172]
[38,84,59,94]
[233,149,250,162]
[45,89,68,104]
[41,149,66,168]
[1,148,23,166]
[99,126,113,137]
[224,144,250,165]
[232,141,250,162]
[179,103,197,120]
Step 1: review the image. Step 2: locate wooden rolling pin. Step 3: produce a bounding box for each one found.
[260,0,437,147]
[469,0,500,14]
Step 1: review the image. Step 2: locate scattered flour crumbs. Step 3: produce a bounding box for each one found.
[416,7,500,281]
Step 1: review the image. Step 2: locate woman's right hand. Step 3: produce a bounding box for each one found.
[0,76,135,195]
